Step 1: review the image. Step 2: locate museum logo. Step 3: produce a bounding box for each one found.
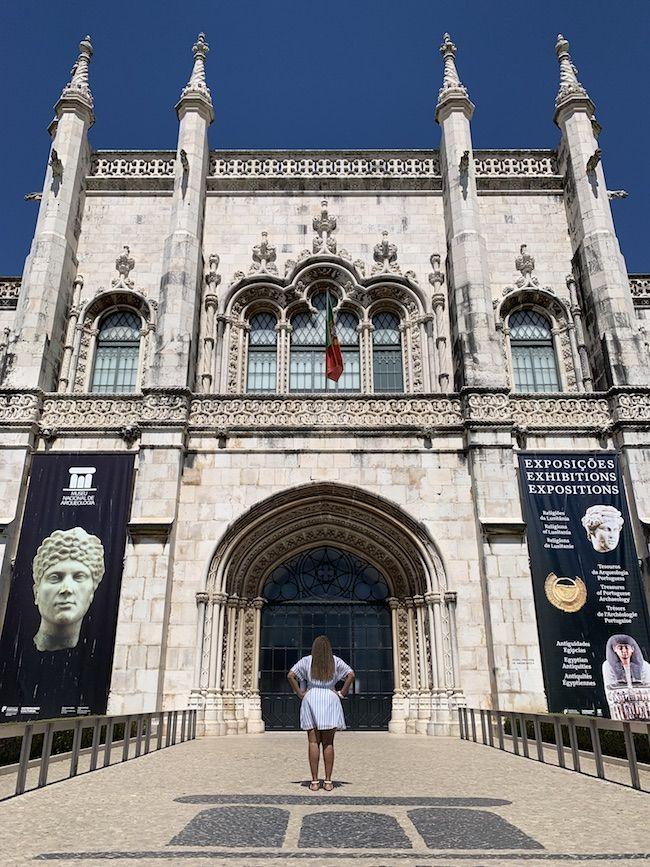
[61,466,97,506]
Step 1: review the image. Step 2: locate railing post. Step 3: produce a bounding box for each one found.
[589,718,605,779]
[458,707,464,739]
[122,715,132,762]
[192,709,197,739]
[37,722,54,788]
[69,719,83,778]
[553,717,565,768]
[135,715,144,757]
[470,708,477,742]
[568,718,581,772]
[90,718,101,771]
[157,711,165,750]
[181,709,187,742]
[623,722,641,790]
[144,713,153,754]
[172,710,179,745]
[509,712,519,755]
[15,724,33,796]
[486,710,494,746]
[104,719,115,767]
[496,712,505,750]
[533,717,544,763]
[520,714,529,759]
[479,709,487,744]
[165,711,172,747]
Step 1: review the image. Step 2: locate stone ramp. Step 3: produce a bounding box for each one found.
[0,732,648,866]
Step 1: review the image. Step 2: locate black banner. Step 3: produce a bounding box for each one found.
[519,452,650,720]
[0,453,134,721]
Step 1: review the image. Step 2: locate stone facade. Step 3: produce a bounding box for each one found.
[0,33,649,736]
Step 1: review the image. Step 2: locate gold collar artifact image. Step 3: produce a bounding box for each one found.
[544,572,587,613]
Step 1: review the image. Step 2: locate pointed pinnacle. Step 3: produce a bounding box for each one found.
[554,33,592,113]
[435,32,471,120]
[179,31,213,114]
[57,35,95,123]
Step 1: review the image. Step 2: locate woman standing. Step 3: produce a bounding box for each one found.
[287,635,355,791]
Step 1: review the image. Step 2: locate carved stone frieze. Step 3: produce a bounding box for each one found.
[0,279,20,310]
[0,391,42,424]
[511,395,610,429]
[630,275,650,307]
[610,391,650,423]
[41,395,142,429]
[190,396,463,429]
[141,389,190,424]
[461,391,511,424]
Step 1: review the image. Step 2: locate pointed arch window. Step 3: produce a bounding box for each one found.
[246,312,277,392]
[90,310,141,394]
[372,311,403,392]
[289,293,360,392]
[509,309,559,393]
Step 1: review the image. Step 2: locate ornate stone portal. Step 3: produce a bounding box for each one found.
[190,483,463,736]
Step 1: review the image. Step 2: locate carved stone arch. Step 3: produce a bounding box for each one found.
[365,284,424,393]
[204,482,447,600]
[225,285,287,392]
[71,288,154,393]
[497,288,579,392]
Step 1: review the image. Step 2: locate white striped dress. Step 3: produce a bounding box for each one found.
[290,654,353,731]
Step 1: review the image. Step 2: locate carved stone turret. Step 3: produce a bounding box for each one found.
[435,33,506,389]
[149,33,214,388]
[554,34,648,387]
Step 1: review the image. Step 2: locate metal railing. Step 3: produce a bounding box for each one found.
[0,708,197,800]
[459,707,650,792]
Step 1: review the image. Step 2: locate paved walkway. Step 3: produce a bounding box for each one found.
[0,732,648,866]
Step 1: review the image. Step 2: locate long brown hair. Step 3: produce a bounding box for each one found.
[310,635,335,681]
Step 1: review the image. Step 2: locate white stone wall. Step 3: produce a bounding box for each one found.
[203,194,447,285]
[76,195,171,302]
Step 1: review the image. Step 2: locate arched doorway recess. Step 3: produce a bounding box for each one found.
[191,483,464,736]
[261,546,393,730]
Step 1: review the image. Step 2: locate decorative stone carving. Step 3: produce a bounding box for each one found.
[58,35,94,118]
[41,396,142,429]
[610,392,650,423]
[179,32,213,110]
[0,391,42,425]
[436,33,469,108]
[372,232,401,276]
[462,392,511,424]
[0,279,20,310]
[458,150,469,175]
[190,396,462,429]
[555,34,591,110]
[249,232,278,275]
[312,200,337,255]
[112,245,135,288]
[49,149,63,181]
[586,148,602,175]
[608,190,628,200]
[630,275,650,306]
[514,245,537,288]
[511,396,610,428]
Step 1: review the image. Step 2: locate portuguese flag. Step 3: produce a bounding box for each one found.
[325,291,344,382]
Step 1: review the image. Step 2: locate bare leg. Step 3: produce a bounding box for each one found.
[321,729,335,783]
[307,729,321,781]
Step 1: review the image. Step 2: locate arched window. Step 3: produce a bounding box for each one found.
[289,293,360,392]
[90,310,141,393]
[372,311,403,392]
[246,312,277,392]
[509,309,559,393]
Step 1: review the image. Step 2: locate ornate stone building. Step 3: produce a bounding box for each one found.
[1,31,649,735]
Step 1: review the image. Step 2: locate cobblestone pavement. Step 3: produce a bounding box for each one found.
[0,732,648,867]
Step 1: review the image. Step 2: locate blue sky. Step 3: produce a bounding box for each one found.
[1,0,648,273]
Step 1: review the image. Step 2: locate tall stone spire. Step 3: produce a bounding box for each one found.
[554,34,593,123]
[177,32,214,120]
[56,35,95,125]
[435,33,473,121]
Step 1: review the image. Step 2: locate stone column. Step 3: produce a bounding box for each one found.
[566,274,593,390]
[8,37,95,391]
[204,591,227,735]
[200,254,220,392]
[277,321,292,394]
[414,595,430,734]
[247,597,266,733]
[387,597,406,734]
[554,35,647,387]
[405,598,418,732]
[234,600,247,733]
[435,34,506,390]
[190,591,209,710]
[58,274,84,392]
[223,594,239,734]
[148,34,214,390]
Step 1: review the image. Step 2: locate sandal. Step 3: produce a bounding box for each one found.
[323,780,334,792]
[309,780,320,791]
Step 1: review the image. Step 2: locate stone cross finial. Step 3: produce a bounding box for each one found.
[179,32,213,112]
[554,34,591,110]
[436,32,469,110]
[514,244,538,288]
[112,245,135,288]
[250,232,278,275]
[58,35,95,121]
[371,231,401,276]
[312,200,337,254]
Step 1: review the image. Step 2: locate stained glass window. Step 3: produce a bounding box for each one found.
[247,312,277,392]
[90,310,141,394]
[509,309,560,393]
[372,311,403,392]
[289,292,360,392]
